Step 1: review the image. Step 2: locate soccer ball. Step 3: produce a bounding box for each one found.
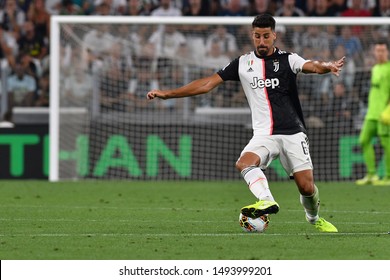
[239,213,269,233]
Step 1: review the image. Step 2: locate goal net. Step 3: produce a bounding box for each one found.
[49,16,390,181]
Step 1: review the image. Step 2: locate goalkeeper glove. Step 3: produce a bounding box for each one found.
[380,104,390,125]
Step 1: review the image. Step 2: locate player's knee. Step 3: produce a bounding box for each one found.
[235,159,248,172]
[294,170,315,195]
[299,182,315,196]
[235,153,260,172]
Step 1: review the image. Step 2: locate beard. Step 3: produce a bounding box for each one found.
[257,46,270,57]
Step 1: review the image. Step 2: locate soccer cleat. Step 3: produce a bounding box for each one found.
[312,217,338,233]
[355,174,379,185]
[372,178,390,186]
[241,200,279,219]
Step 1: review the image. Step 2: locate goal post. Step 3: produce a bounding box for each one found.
[49,16,390,182]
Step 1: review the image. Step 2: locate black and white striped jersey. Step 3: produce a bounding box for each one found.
[217,48,309,136]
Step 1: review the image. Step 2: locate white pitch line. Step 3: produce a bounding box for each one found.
[0,232,388,238]
[0,218,389,225]
[1,205,390,215]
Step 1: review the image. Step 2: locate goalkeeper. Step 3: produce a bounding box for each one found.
[356,39,390,186]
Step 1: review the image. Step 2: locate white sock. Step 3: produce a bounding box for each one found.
[241,166,274,201]
[300,185,320,224]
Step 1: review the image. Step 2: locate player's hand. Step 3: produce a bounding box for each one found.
[331,56,346,77]
[380,105,390,125]
[147,89,166,100]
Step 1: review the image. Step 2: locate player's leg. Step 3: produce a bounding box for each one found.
[294,169,317,221]
[281,132,337,232]
[237,148,279,218]
[237,151,275,201]
[374,123,390,185]
[356,119,379,185]
[294,169,337,233]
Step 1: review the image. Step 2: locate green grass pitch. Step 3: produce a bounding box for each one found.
[0,180,389,260]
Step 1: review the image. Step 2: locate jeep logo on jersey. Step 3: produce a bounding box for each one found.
[250,77,280,89]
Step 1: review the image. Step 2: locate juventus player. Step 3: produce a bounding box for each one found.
[147,14,345,232]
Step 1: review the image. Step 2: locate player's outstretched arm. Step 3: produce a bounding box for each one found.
[302,56,346,76]
[147,73,224,100]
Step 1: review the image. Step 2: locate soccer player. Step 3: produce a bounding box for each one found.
[147,14,345,232]
[356,39,390,186]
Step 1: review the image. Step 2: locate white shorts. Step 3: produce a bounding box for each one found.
[240,132,313,175]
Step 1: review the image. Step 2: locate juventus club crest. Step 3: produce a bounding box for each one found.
[273,59,279,72]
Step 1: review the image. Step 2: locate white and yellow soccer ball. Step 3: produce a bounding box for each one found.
[239,213,269,233]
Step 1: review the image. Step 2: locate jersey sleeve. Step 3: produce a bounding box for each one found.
[288,53,310,74]
[217,57,240,81]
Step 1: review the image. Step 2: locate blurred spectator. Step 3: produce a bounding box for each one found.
[97,40,134,112]
[203,39,230,70]
[248,0,275,16]
[325,81,362,131]
[45,0,62,14]
[209,0,222,15]
[353,42,375,103]
[127,58,159,111]
[19,51,42,84]
[334,25,363,65]
[82,24,114,71]
[0,26,17,68]
[341,0,371,35]
[294,0,313,13]
[274,0,305,16]
[299,92,325,129]
[205,25,238,59]
[342,0,372,16]
[27,0,50,42]
[308,0,335,16]
[63,64,92,106]
[146,24,187,79]
[77,0,95,14]
[93,1,112,14]
[218,0,247,16]
[18,21,48,60]
[0,0,26,39]
[318,43,356,105]
[7,58,37,108]
[114,25,142,60]
[202,40,231,107]
[94,0,127,15]
[99,62,129,112]
[59,0,83,15]
[17,0,34,13]
[274,24,289,50]
[300,25,330,59]
[333,44,355,91]
[181,0,210,60]
[182,0,210,16]
[151,0,182,16]
[102,41,133,80]
[328,0,348,16]
[0,110,15,127]
[35,70,49,106]
[346,0,376,12]
[126,0,149,15]
[373,0,390,16]
[139,0,159,15]
[147,24,187,59]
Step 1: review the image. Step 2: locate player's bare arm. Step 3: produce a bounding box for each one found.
[147,73,224,100]
[302,56,346,76]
